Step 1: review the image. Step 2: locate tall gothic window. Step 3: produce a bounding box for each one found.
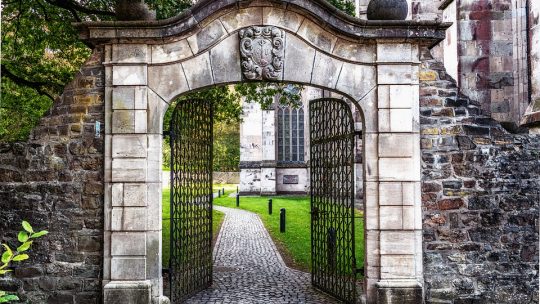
[277,106,305,163]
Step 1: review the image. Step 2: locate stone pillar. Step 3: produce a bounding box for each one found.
[370,42,423,304]
[239,101,263,194]
[521,0,540,131]
[103,44,167,304]
[260,108,277,195]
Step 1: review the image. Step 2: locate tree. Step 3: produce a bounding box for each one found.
[0,0,355,142]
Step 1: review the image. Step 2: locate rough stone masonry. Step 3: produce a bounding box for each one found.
[0,5,539,304]
[0,47,105,304]
[419,49,539,304]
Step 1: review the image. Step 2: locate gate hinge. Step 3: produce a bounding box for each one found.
[355,267,364,276]
[354,130,362,138]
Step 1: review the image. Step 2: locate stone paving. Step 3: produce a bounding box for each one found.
[185,206,341,304]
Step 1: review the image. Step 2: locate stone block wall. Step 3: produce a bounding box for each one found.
[0,48,105,303]
[213,172,240,184]
[419,49,539,303]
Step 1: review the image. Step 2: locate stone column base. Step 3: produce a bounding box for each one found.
[104,281,152,304]
[376,280,423,304]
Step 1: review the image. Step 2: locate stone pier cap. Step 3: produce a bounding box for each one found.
[75,0,450,48]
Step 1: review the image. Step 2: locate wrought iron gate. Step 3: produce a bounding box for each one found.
[309,98,357,303]
[169,99,213,303]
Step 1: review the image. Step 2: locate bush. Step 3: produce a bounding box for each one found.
[1,221,48,303]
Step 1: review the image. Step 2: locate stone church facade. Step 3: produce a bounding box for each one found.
[238,87,364,199]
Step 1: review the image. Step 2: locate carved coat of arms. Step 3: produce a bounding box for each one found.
[239,26,284,80]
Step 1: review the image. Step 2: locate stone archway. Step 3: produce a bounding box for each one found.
[76,1,449,303]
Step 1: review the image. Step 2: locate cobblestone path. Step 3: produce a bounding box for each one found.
[185,206,340,304]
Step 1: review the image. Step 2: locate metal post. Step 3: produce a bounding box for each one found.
[236,194,240,207]
[268,199,273,215]
[236,186,239,193]
[217,189,221,197]
[280,208,286,233]
[222,188,225,195]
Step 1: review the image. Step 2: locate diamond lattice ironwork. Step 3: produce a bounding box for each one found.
[309,98,357,303]
[169,99,213,303]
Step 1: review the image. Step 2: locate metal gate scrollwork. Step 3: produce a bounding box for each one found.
[169,99,213,303]
[309,98,357,303]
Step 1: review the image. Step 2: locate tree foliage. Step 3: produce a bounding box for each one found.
[0,0,355,142]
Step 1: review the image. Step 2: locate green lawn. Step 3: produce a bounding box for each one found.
[162,187,225,267]
[213,189,365,273]
[162,186,365,274]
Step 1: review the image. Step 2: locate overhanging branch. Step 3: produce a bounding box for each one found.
[44,0,116,17]
[1,64,55,101]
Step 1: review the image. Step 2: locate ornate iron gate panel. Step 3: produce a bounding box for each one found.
[169,99,213,303]
[309,98,357,303]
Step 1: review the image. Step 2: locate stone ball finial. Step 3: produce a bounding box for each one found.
[115,0,156,21]
[367,0,408,20]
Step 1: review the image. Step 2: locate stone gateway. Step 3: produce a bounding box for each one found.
[0,0,538,304]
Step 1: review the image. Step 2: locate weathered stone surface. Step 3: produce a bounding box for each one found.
[333,39,376,63]
[112,110,135,133]
[311,51,342,88]
[220,7,262,33]
[187,19,227,54]
[151,39,192,64]
[336,62,376,102]
[0,48,105,303]
[377,286,423,304]
[103,281,151,304]
[112,44,148,63]
[111,232,146,256]
[262,8,304,33]
[296,19,337,53]
[182,52,214,90]
[210,35,241,84]
[148,63,189,102]
[112,135,147,158]
[112,65,147,86]
[420,50,540,304]
[283,34,315,84]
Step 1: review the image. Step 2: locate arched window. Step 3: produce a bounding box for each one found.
[277,106,305,163]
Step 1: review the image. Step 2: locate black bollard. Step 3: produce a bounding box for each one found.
[222,188,225,195]
[280,208,286,233]
[268,199,273,215]
[236,194,240,207]
[217,189,221,198]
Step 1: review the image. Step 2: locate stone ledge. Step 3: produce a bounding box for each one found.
[376,280,423,304]
[75,0,450,48]
[104,280,152,304]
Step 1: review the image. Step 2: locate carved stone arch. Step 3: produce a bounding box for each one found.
[76,1,449,303]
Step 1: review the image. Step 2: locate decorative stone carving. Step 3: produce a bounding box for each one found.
[239,26,284,80]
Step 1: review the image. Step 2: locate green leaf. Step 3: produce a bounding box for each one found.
[1,245,13,264]
[30,230,48,238]
[17,232,28,243]
[21,221,33,233]
[0,270,12,275]
[0,294,19,302]
[0,291,5,296]
[12,254,29,262]
[16,241,33,253]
